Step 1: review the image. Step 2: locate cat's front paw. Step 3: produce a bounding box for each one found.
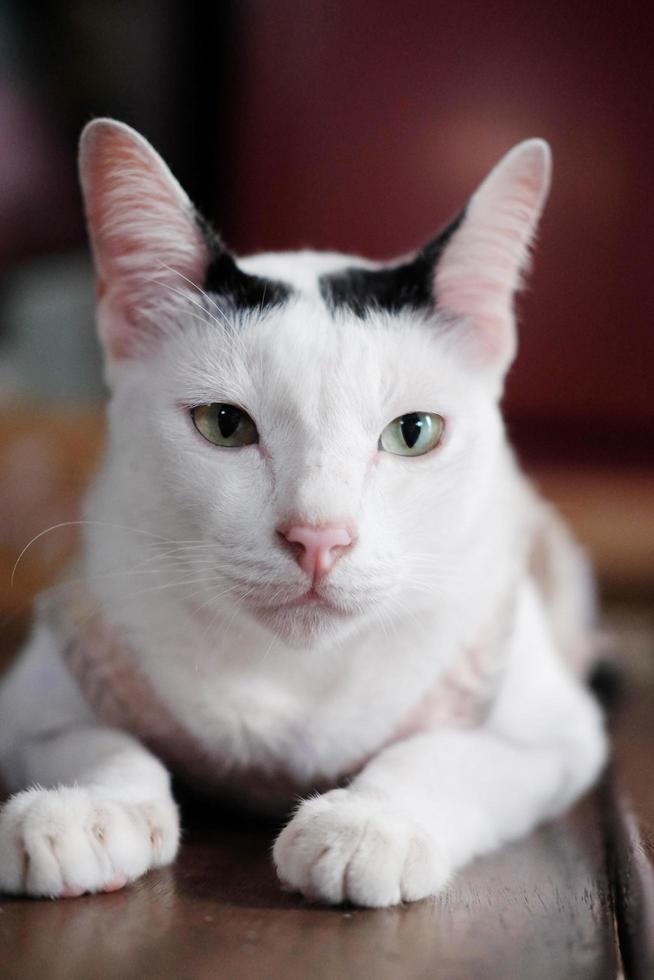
[273,788,449,907]
[0,786,179,898]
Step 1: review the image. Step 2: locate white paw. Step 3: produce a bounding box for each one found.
[273,789,449,907]
[0,786,179,898]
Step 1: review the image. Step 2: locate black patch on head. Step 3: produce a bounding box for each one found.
[319,210,465,318]
[198,217,291,311]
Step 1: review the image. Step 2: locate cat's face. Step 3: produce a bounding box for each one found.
[79,120,550,646]
[109,281,502,645]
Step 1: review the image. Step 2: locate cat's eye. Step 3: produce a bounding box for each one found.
[191,403,259,447]
[379,412,444,457]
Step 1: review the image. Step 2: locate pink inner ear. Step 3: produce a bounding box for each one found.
[80,121,209,360]
[434,141,550,365]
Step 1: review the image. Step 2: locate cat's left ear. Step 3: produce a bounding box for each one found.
[434,139,551,375]
[79,118,209,360]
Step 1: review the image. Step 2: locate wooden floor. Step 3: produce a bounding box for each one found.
[0,603,652,979]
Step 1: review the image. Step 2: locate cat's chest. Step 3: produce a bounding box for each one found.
[56,587,498,813]
[145,643,431,790]
[141,628,503,813]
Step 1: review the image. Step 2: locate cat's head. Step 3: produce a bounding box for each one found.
[79,120,550,647]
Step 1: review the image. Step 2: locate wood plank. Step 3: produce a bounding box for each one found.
[0,792,617,980]
[602,603,654,980]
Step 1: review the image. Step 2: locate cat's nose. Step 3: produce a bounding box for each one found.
[278,525,353,582]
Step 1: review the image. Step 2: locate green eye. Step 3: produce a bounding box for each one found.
[379,412,444,457]
[191,403,259,447]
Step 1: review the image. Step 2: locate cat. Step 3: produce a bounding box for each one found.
[0,119,606,907]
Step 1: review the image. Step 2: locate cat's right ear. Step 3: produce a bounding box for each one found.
[433,140,551,378]
[79,119,209,361]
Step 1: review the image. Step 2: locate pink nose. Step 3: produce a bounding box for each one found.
[280,525,353,582]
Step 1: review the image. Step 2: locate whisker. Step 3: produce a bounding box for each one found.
[198,584,257,646]
[187,581,244,616]
[143,272,235,333]
[155,261,235,328]
[11,521,173,587]
[115,573,225,602]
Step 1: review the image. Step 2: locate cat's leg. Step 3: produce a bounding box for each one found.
[273,583,608,907]
[0,623,179,897]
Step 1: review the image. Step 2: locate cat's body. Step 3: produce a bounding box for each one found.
[0,122,606,906]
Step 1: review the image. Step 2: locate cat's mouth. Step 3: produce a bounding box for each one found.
[274,589,331,609]
[248,587,355,642]
[247,579,384,620]
[256,588,345,616]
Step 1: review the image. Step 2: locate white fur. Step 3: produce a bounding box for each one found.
[0,122,606,904]
[0,787,178,897]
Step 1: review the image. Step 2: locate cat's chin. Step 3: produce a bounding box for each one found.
[250,593,358,647]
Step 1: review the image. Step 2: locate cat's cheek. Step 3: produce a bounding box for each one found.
[168,437,273,539]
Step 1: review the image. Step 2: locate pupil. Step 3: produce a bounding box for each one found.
[400,413,423,449]
[217,405,241,438]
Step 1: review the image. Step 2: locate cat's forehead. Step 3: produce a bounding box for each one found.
[234,243,451,320]
[236,249,377,301]
[164,285,472,418]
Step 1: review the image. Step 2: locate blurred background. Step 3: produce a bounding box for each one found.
[0,0,652,628]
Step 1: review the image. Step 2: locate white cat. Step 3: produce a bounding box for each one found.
[0,120,606,906]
